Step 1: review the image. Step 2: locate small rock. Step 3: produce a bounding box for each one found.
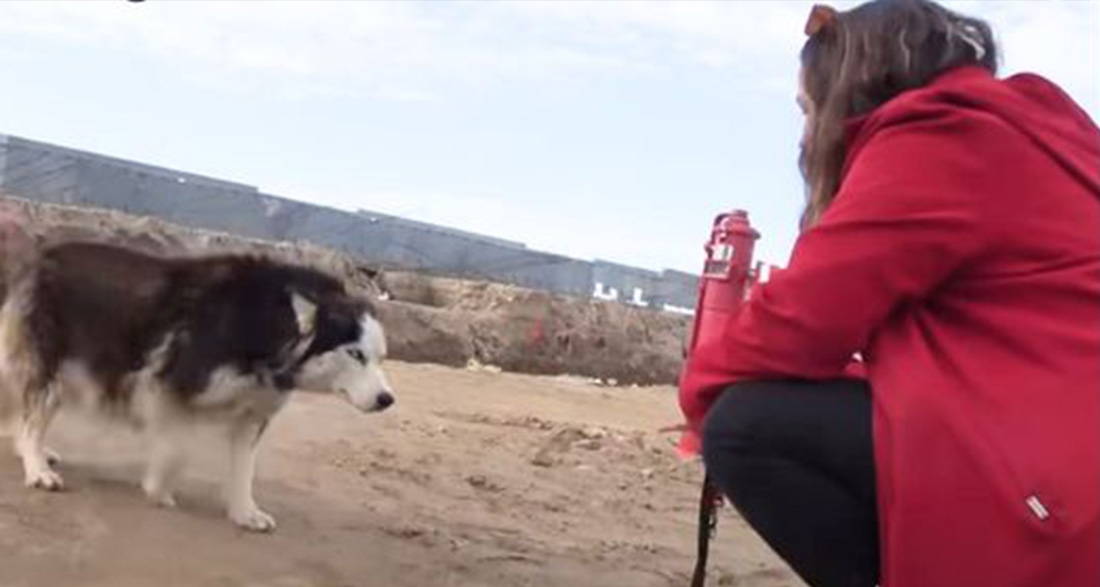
[574,439,602,451]
[465,358,503,373]
[641,468,655,480]
[530,427,586,467]
[383,525,427,540]
[466,474,503,492]
[581,426,608,440]
[530,452,557,468]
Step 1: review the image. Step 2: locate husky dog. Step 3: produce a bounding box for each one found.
[0,240,394,532]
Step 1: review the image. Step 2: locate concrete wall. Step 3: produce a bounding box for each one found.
[0,133,698,310]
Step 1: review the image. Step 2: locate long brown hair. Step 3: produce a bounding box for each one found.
[799,0,999,229]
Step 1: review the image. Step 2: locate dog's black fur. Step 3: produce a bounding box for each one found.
[25,242,373,404]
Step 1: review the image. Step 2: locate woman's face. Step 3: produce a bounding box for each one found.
[797,67,815,146]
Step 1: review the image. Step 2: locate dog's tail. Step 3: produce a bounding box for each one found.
[1,201,38,299]
[0,200,37,433]
[0,278,33,436]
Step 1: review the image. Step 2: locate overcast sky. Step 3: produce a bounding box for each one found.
[1,0,1096,272]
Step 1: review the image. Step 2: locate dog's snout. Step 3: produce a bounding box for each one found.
[376,391,395,410]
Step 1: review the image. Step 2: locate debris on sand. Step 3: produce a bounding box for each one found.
[466,474,504,493]
[573,439,603,451]
[530,428,587,467]
[529,425,629,466]
[465,358,503,374]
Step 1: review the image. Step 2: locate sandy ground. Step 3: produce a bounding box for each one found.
[0,362,802,587]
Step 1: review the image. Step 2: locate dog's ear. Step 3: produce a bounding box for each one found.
[290,291,317,337]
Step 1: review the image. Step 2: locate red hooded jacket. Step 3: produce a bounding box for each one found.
[678,66,1100,587]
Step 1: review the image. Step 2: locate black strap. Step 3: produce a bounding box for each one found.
[691,471,721,587]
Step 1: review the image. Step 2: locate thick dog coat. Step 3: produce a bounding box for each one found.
[0,241,394,532]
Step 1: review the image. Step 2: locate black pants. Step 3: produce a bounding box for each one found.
[702,379,880,587]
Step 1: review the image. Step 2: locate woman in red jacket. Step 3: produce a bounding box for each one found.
[679,1,1100,586]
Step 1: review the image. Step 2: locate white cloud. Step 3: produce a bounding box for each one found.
[967,0,1100,118]
[0,0,1093,112]
[0,2,649,101]
[0,1,809,100]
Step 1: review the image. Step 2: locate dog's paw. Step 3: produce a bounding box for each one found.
[25,468,64,491]
[45,448,62,468]
[230,507,277,533]
[143,486,178,509]
[141,476,178,509]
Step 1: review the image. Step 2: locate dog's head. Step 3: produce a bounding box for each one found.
[284,290,395,413]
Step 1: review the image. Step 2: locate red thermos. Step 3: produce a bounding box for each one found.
[686,210,760,355]
[683,210,760,587]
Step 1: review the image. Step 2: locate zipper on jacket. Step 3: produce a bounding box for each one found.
[1025,495,1050,521]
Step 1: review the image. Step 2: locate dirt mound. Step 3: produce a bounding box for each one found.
[380,271,690,384]
[1,195,690,385]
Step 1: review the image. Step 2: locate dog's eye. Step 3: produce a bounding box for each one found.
[346,349,367,364]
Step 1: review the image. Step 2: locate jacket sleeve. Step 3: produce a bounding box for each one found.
[679,108,1000,446]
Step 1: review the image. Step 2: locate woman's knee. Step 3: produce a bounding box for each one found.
[702,378,872,486]
[701,381,780,472]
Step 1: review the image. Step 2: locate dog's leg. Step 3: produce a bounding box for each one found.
[135,390,188,508]
[15,384,63,490]
[142,431,186,508]
[0,301,62,481]
[9,419,61,467]
[226,417,275,532]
